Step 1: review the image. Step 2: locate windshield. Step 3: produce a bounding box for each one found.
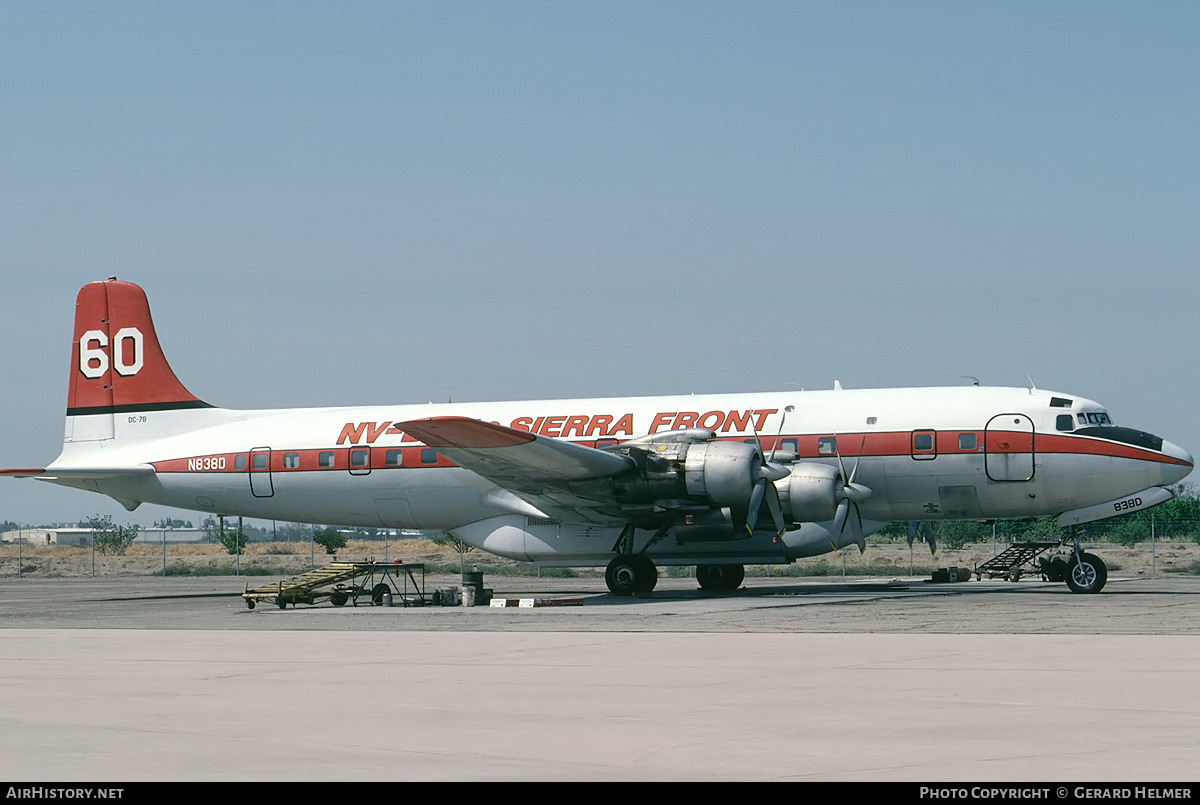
[1074,426,1163,452]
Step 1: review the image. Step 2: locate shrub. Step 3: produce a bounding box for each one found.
[312,527,347,555]
[87,515,139,556]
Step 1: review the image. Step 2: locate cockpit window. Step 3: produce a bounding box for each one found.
[1075,426,1163,452]
[1077,412,1112,426]
[1056,414,1074,432]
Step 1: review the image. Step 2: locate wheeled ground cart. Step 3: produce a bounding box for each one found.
[242,560,430,609]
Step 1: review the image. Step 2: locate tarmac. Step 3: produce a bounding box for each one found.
[1,571,1199,782]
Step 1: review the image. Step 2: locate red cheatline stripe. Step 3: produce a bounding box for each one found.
[145,428,1190,473]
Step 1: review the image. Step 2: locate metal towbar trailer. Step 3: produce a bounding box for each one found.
[242,560,429,609]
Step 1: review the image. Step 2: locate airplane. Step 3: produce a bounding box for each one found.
[2,279,1193,595]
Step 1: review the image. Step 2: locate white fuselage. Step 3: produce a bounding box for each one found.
[45,385,1193,566]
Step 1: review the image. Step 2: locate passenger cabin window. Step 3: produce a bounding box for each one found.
[234,454,247,470]
[318,451,335,468]
[781,438,799,454]
[252,453,269,470]
[818,436,838,456]
[385,449,403,467]
[350,448,369,468]
[421,448,440,465]
[912,430,936,459]
[959,433,977,450]
[283,453,299,468]
[1056,415,1075,432]
[595,438,619,450]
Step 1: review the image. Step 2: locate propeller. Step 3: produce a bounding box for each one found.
[832,434,872,551]
[745,406,794,536]
[907,520,942,555]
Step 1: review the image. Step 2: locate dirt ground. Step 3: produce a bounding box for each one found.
[1,536,1197,579]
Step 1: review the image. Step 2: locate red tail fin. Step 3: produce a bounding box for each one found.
[67,279,210,415]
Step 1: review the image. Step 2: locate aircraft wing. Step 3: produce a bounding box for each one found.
[395,417,635,522]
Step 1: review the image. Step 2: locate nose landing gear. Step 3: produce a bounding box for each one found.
[1065,550,1108,594]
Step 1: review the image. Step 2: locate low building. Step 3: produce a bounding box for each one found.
[2,527,207,546]
[1,527,89,546]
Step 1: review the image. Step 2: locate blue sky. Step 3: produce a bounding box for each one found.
[2,1,1198,526]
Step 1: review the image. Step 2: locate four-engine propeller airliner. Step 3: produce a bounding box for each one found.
[3,279,1193,594]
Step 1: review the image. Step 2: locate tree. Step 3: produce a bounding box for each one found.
[87,514,139,556]
[312,527,347,555]
[217,523,247,555]
[430,529,473,554]
[275,522,315,542]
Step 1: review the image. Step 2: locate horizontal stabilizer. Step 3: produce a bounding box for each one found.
[0,465,156,480]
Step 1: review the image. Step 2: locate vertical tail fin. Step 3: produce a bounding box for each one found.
[67,279,211,441]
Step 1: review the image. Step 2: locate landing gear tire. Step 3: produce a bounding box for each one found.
[605,555,657,595]
[1066,553,1107,594]
[696,563,745,592]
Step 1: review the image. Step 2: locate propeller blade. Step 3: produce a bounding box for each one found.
[849,502,865,551]
[924,520,941,555]
[846,435,866,485]
[907,521,942,555]
[768,404,795,463]
[834,435,850,488]
[746,478,767,535]
[765,483,785,535]
[833,499,866,552]
[745,477,787,537]
[746,406,792,535]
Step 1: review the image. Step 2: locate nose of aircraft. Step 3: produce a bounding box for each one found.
[1161,439,1194,485]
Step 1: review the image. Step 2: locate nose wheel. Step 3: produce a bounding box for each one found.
[1059,527,1108,594]
[1065,552,1107,594]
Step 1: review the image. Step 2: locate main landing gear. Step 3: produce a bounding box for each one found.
[695,564,744,592]
[604,525,750,596]
[604,523,662,595]
[605,554,658,595]
[602,556,749,595]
